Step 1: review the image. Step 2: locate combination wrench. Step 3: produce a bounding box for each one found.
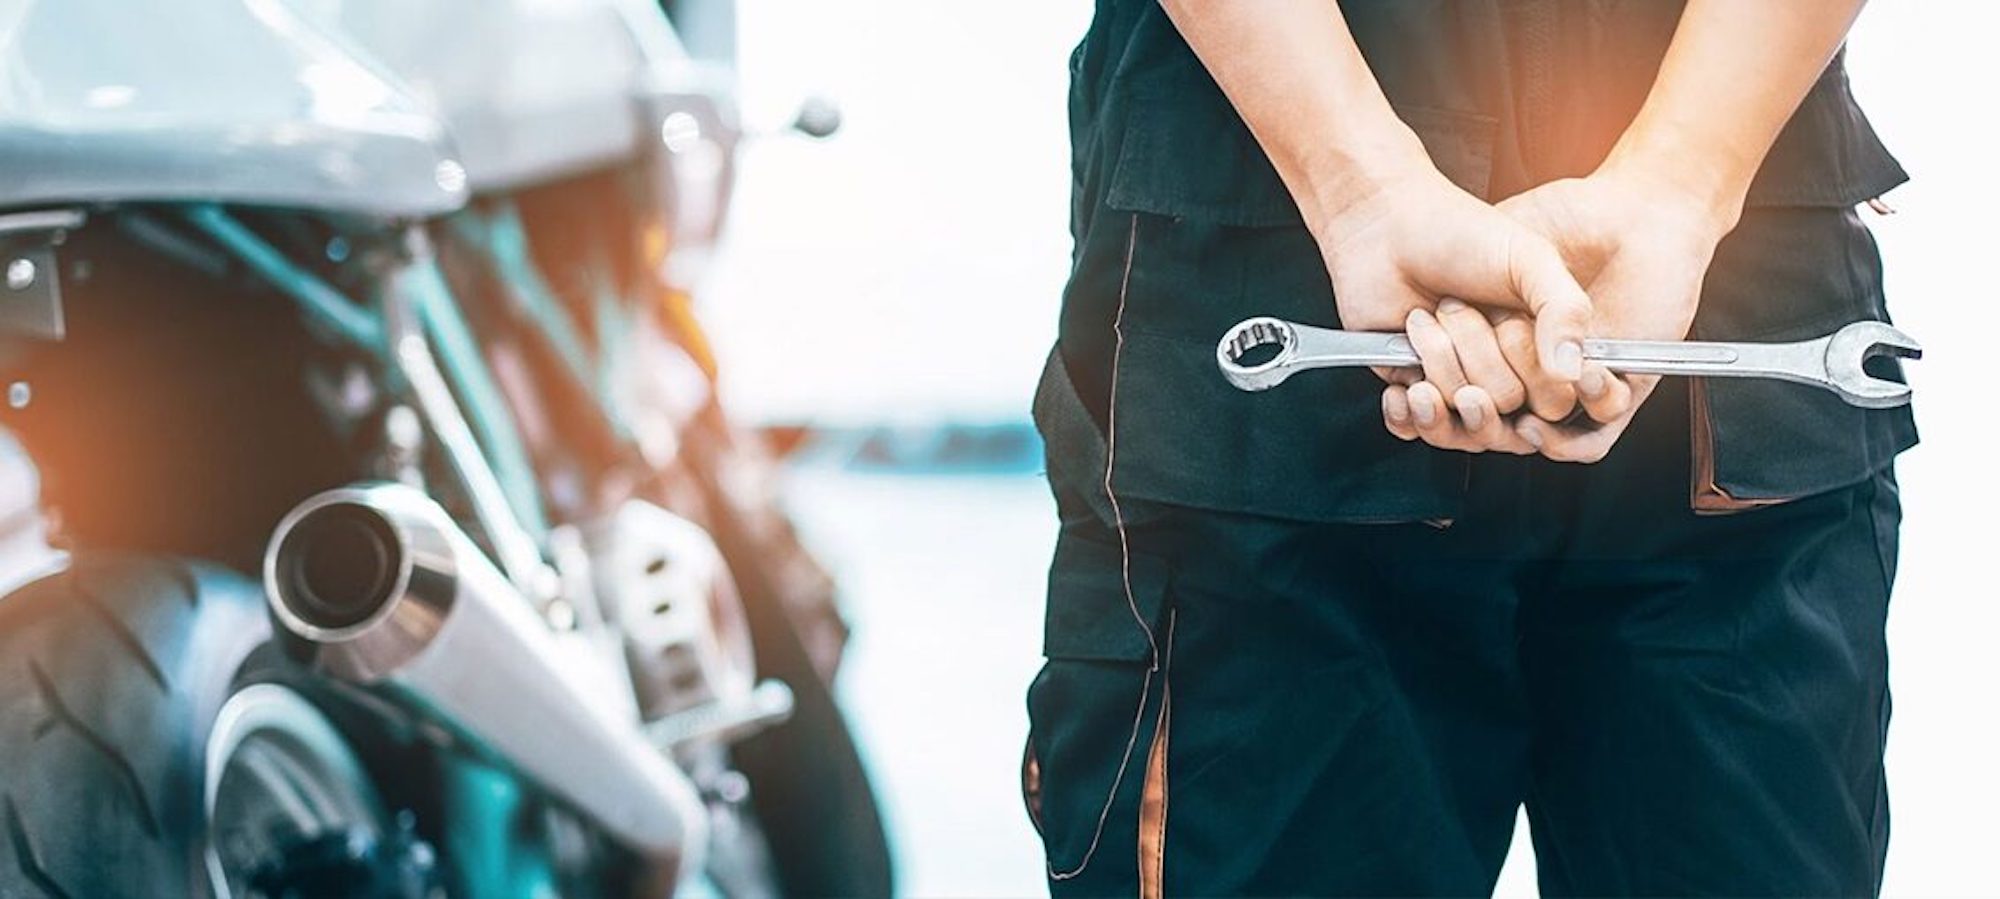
[1216,317,1921,409]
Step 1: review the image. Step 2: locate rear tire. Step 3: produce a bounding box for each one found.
[0,554,382,898]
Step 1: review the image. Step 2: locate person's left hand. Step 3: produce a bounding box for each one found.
[1381,165,1737,462]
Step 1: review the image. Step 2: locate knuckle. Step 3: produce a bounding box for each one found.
[1437,301,1483,329]
[1496,319,1538,358]
[1532,392,1578,421]
[1489,382,1528,413]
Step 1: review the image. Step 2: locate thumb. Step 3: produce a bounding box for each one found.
[1509,235,1591,381]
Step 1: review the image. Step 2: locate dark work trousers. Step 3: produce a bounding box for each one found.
[1023,377,1901,897]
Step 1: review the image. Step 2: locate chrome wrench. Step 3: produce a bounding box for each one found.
[1216,317,1921,409]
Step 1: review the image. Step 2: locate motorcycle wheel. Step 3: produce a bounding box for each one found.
[0,555,389,898]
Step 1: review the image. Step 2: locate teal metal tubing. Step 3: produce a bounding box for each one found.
[450,205,596,388]
[450,203,634,439]
[588,274,634,439]
[182,204,385,350]
[404,256,553,539]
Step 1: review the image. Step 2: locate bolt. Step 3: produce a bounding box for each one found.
[8,382,30,409]
[6,258,36,290]
[712,770,751,804]
[384,405,423,455]
[660,112,702,154]
[434,160,467,194]
[545,597,578,631]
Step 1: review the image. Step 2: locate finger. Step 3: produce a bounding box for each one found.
[1404,309,1470,398]
[1408,381,1482,453]
[1508,234,1592,382]
[1436,299,1527,414]
[1382,385,1419,441]
[1493,312,1578,420]
[1373,365,1421,387]
[1452,385,1536,454]
[1575,364,1637,423]
[1516,415,1623,464]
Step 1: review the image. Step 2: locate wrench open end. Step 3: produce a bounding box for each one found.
[1823,320,1922,409]
[1217,316,1301,391]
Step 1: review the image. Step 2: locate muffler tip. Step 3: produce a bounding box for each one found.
[266,485,460,681]
[274,502,404,632]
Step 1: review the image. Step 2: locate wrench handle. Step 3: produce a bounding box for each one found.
[1294,331,1751,374]
[1219,317,1916,407]
[1578,338,1744,376]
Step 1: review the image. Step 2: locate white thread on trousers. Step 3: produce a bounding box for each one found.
[1050,213,1163,882]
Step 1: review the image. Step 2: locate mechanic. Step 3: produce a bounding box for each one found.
[1023,1,1913,895]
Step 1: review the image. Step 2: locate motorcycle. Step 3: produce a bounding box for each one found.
[0,0,888,896]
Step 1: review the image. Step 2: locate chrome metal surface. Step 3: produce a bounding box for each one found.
[1217,317,1921,408]
[646,679,795,750]
[0,0,464,216]
[0,208,86,236]
[264,482,707,863]
[382,230,547,592]
[5,258,34,290]
[586,500,756,723]
[264,484,457,679]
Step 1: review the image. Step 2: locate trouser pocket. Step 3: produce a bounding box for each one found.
[1027,527,1172,891]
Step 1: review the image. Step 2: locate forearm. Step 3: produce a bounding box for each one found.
[1604,0,1868,229]
[1158,0,1432,231]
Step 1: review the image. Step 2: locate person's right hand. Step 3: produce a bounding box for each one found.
[1308,165,1592,448]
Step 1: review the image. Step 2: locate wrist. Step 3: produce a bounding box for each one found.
[1292,123,1438,234]
[1597,121,1754,236]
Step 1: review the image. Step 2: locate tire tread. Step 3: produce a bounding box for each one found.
[3,794,72,899]
[25,660,162,839]
[73,582,169,692]
[0,556,270,897]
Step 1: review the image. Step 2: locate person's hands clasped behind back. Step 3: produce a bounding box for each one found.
[1164,0,1823,467]
[1380,163,1736,462]
[1310,163,1594,428]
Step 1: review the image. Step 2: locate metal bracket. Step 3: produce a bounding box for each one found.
[0,209,87,341]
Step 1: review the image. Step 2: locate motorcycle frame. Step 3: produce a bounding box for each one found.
[176,202,713,890]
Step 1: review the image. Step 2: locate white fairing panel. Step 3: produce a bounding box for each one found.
[298,0,679,193]
[0,0,465,216]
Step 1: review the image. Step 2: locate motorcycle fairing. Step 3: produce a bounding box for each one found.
[0,0,464,216]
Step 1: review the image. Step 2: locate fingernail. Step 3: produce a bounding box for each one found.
[1579,367,1607,398]
[1554,341,1583,380]
[1520,423,1544,450]
[1460,400,1485,431]
[1438,298,1467,314]
[1412,393,1437,427]
[1384,394,1409,425]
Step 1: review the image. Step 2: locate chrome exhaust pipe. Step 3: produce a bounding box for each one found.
[264,483,706,869]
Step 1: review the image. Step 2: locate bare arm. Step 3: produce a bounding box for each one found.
[1605,0,1870,231]
[1158,0,1593,382]
[1405,1,1880,461]
[1155,0,1425,229]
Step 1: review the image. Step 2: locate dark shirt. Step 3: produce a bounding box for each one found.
[1038,0,1916,525]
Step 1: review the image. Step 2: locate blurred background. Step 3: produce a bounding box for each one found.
[701,1,1999,896]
